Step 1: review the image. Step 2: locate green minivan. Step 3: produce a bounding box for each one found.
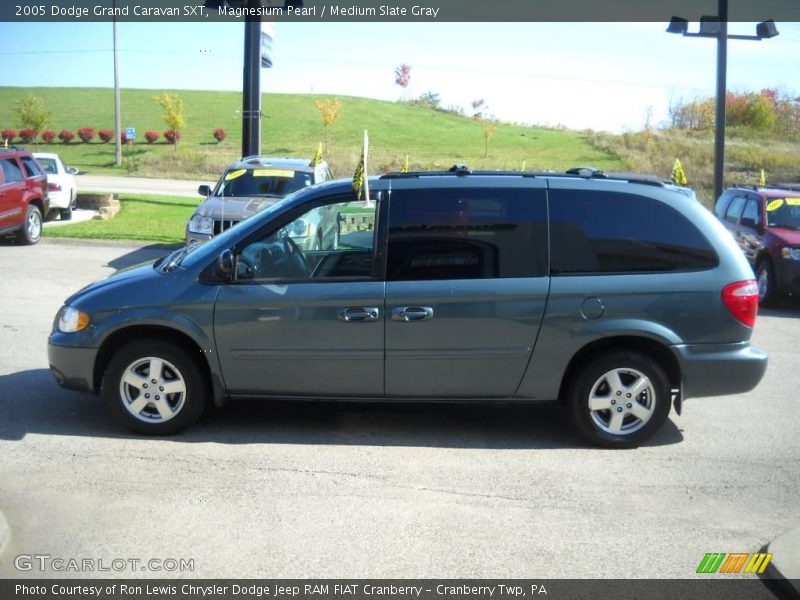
[48,169,768,447]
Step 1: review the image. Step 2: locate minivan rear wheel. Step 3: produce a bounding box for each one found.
[103,339,207,435]
[568,351,671,448]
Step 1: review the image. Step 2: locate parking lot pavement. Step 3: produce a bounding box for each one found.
[0,239,798,579]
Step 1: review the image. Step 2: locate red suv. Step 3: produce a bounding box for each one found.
[0,147,49,245]
[715,185,800,306]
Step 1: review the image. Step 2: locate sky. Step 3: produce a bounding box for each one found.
[0,21,799,132]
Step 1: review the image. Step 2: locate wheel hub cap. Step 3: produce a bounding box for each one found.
[588,367,655,436]
[119,357,186,423]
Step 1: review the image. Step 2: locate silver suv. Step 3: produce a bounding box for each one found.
[186,156,332,245]
[50,168,767,448]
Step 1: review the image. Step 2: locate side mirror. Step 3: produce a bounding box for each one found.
[66,167,79,175]
[217,249,235,281]
[198,184,212,197]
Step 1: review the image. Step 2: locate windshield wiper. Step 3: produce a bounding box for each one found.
[161,247,189,271]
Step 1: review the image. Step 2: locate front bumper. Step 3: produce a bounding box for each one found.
[774,258,800,295]
[48,335,99,394]
[671,342,768,399]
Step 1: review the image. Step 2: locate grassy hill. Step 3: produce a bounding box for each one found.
[0,87,622,179]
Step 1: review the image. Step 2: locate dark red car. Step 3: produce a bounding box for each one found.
[0,147,49,245]
[715,185,800,306]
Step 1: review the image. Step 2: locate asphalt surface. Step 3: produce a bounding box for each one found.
[75,174,207,198]
[0,239,798,580]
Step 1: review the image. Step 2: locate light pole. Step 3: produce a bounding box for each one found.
[112,3,122,167]
[667,3,778,200]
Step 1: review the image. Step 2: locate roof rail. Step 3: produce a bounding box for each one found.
[565,166,667,188]
[761,183,800,192]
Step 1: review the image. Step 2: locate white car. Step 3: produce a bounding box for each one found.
[33,152,78,220]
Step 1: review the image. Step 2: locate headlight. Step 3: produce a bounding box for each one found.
[289,219,310,238]
[189,215,213,235]
[781,247,800,261]
[58,306,90,333]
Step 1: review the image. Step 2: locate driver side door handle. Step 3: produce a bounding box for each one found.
[338,307,380,322]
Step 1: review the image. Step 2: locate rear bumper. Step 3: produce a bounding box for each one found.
[671,342,768,399]
[48,335,98,394]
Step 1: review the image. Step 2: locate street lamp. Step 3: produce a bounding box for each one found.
[206,0,302,158]
[667,2,778,200]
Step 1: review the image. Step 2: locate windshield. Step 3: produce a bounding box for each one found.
[214,167,312,198]
[766,198,800,230]
[179,185,321,270]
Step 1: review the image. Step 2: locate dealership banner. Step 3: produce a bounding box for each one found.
[3,0,800,23]
[1,579,793,600]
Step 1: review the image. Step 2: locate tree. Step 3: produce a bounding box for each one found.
[14,94,51,137]
[155,92,185,148]
[394,64,411,100]
[314,98,342,151]
[471,99,487,118]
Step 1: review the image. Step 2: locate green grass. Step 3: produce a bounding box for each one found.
[0,86,623,179]
[44,194,197,244]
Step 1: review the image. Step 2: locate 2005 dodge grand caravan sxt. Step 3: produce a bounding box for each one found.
[48,168,768,447]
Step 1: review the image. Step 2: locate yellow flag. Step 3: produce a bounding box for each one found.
[671,158,688,186]
[400,154,409,173]
[352,150,366,199]
[759,169,766,186]
[309,143,323,167]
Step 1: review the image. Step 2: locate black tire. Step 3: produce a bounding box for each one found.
[16,204,42,245]
[61,197,73,221]
[568,350,671,448]
[102,338,208,435]
[756,259,779,308]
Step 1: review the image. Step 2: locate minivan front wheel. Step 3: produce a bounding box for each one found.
[103,339,207,435]
[568,351,671,448]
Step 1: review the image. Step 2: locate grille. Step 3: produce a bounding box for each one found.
[213,219,240,235]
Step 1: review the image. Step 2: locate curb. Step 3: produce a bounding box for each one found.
[0,509,10,557]
[761,527,800,600]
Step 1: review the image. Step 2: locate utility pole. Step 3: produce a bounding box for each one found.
[712,0,728,201]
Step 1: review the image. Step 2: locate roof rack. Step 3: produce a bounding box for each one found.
[564,166,667,188]
[761,183,800,192]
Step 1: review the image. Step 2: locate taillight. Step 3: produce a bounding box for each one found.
[48,182,61,192]
[721,280,759,327]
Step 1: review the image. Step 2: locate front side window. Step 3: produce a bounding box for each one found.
[725,195,747,223]
[34,158,57,175]
[235,196,379,281]
[386,188,548,281]
[215,167,312,198]
[741,197,762,229]
[549,189,718,274]
[21,157,43,177]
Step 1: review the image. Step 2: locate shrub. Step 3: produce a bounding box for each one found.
[213,128,227,143]
[58,130,75,144]
[41,130,56,144]
[77,127,96,143]
[1,129,16,143]
[144,130,159,144]
[98,129,114,143]
[164,129,181,144]
[19,128,37,143]
[120,131,129,145]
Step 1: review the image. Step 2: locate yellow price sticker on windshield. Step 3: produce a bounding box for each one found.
[786,197,800,206]
[253,168,295,178]
[766,199,784,211]
[224,169,246,181]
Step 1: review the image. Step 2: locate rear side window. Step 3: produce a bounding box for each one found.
[0,158,23,184]
[549,189,718,274]
[387,187,548,281]
[741,197,762,228]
